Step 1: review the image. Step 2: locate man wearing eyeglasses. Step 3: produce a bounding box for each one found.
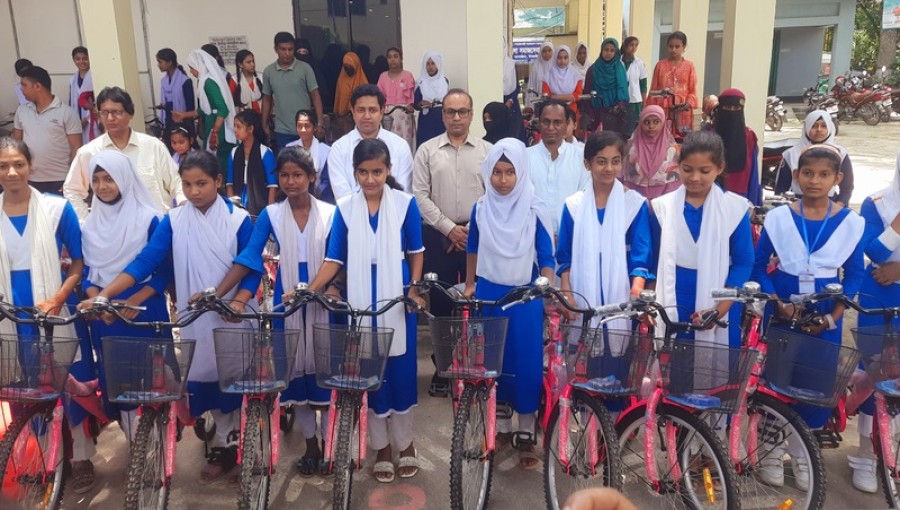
[412,88,490,396]
[526,99,589,234]
[11,66,83,195]
[64,86,185,220]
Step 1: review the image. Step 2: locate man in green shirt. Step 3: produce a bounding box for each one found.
[261,32,324,151]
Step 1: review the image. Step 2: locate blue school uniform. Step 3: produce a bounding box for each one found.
[1,195,93,425]
[467,203,555,415]
[83,217,173,417]
[414,86,446,147]
[324,194,424,416]
[123,197,261,416]
[234,201,335,406]
[753,206,865,427]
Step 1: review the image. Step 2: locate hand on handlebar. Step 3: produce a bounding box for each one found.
[222,300,246,323]
[462,283,475,300]
[690,309,723,330]
[406,287,426,313]
[872,261,900,286]
[558,291,577,321]
[35,298,64,316]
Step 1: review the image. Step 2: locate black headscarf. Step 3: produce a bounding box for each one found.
[483,102,511,144]
[714,89,748,173]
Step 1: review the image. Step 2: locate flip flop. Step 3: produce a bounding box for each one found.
[296,456,318,477]
[373,461,395,483]
[398,449,419,479]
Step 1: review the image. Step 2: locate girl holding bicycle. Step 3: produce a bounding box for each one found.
[90,150,261,485]
[752,144,865,488]
[308,138,425,483]
[215,146,338,477]
[0,137,93,492]
[463,137,556,469]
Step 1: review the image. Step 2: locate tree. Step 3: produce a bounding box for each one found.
[852,0,882,71]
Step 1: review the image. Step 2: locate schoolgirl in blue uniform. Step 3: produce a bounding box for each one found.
[214,146,337,477]
[92,150,261,484]
[308,138,425,483]
[463,137,556,470]
[0,137,94,491]
[752,144,865,490]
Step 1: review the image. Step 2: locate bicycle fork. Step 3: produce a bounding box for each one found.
[236,395,280,474]
[556,385,601,473]
[876,393,896,472]
[324,390,369,469]
[644,387,683,491]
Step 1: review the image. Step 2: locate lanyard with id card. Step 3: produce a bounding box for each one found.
[798,201,832,295]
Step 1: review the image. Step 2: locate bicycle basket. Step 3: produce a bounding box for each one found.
[658,340,751,413]
[429,317,508,380]
[313,324,393,392]
[0,336,80,403]
[763,327,861,407]
[851,325,900,382]
[561,327,655,396]
[213,329,301,394]
[102,337,195,404]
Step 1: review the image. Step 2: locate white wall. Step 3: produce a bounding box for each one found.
[399,0,468,92]
[775,26,826,97]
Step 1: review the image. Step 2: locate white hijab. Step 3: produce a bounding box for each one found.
[0,189,77,341]
[572,42,589,80]
[545,45,580,96]
[187,49,237,145]
[82,151,162,289]
[527,41,554,103]
[475,138,553,286]
[503,38,518,97]
[418,51,448,107]
[568,181,645,330]
[269,197,334,374]
[783,112,848,195]
[340,187,411,357]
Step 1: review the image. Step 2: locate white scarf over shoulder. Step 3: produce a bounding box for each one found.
[652,186,749,347]
[268,197,335,375]
[187,49,237,145]
[765,204,864,279]
[475,138,553,286]
[873,149,900,269]
[567,181,645,330]
[340,188,411,357]
[171,197,253,382]
[0,189,77,342]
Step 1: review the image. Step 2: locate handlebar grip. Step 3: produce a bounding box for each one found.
[594,302,629,316]
[711,288,738,299]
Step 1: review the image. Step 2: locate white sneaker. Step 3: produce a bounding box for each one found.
[790,456,810,491]
[848,455,878,493]
[756,444,786,487]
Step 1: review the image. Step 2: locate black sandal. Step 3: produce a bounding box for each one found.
[296,456,319,477]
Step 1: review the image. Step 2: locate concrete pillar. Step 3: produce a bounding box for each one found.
[78,0,145,132]
[673,0,709,99]
[577,0,605,61]
[829,0,857,84]
[720,0,776,146]
[629,0,656,65]
[465,0,503,138]
[605,0,624,41]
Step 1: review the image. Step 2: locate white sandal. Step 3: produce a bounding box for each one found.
[373,460,395,483]
[398,449,419,479]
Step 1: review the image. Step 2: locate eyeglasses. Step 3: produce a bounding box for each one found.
[98,109,127,118]
[444,108,471,119]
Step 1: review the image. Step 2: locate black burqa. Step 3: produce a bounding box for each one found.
[483,102,511,144]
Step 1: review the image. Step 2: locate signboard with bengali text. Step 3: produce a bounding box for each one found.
[884,0,900,30]
[208,35,249,64]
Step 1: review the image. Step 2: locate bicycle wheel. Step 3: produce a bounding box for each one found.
[0,402,64,510]
[238,399,271,510]
[734,392,824,510]
[332,392,357,510]
[124,406,169,510]
[617,403,739,510]
[875,409,900,508]
[544,390,622,510]
[449,384,494,510]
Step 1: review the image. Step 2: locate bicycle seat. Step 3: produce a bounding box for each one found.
[875,379,900,398]
[667,393,722,410]
[768,383,827,403]
[572,375,632,395]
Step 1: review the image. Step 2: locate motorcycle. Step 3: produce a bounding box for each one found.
[803,87,840,135]
[765,95,786,131]
[832,75,881,126]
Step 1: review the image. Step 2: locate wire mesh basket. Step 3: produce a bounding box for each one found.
[764,327,862,407]
[560,327,656,396]
[429,317,508,380]
[313,324,393,392]
[658,339,752,412]
[102,337,195,404]
[213,329,301,394]
[852,324,900,383]
[0,336,81,402]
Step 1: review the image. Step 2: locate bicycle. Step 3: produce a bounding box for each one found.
[531,283,657,510]
[291,283,426,510]
[711,282,861,509]
[614,292,749,510]
[648,89,693,143]
[0,298,82,510]
[86,297,203,510]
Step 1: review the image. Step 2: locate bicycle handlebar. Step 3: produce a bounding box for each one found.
[287,283,433,320]
[418,273,535,312]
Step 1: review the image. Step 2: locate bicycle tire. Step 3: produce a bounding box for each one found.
[124,406,170,510]
[874,410,900,508]
[449,384,494,510]
[332,392,357,510]
[544,390,622,510]
[238,399,271,510]
[861,103,881,126]
[617,402,740,510]
[737,392,825,510]
[0,402,65,510]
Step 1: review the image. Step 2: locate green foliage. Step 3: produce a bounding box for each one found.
[852,0,882,71]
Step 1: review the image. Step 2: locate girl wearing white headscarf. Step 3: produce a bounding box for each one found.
[572,42,589,80]
[414,51,449,147]
[308,138,425,482]
[775,111,854,205]
[187,49,238,182]
[526,41,554,108]
[542,45,585,113]
[463,137,555,469]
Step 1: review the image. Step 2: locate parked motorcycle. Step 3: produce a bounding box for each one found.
[766,95,786,131]
[832,75,881,126]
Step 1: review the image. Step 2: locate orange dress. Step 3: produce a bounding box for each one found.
[648,58,698,135]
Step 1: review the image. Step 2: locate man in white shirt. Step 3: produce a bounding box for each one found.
[65,87,185,219]
[526,100,589,234]
[327,84,413,200]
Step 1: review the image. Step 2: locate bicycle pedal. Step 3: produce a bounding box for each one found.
[511,431,536,451]
[496,402,514,420]
[814,429,842,449]
[428,382,450,398]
